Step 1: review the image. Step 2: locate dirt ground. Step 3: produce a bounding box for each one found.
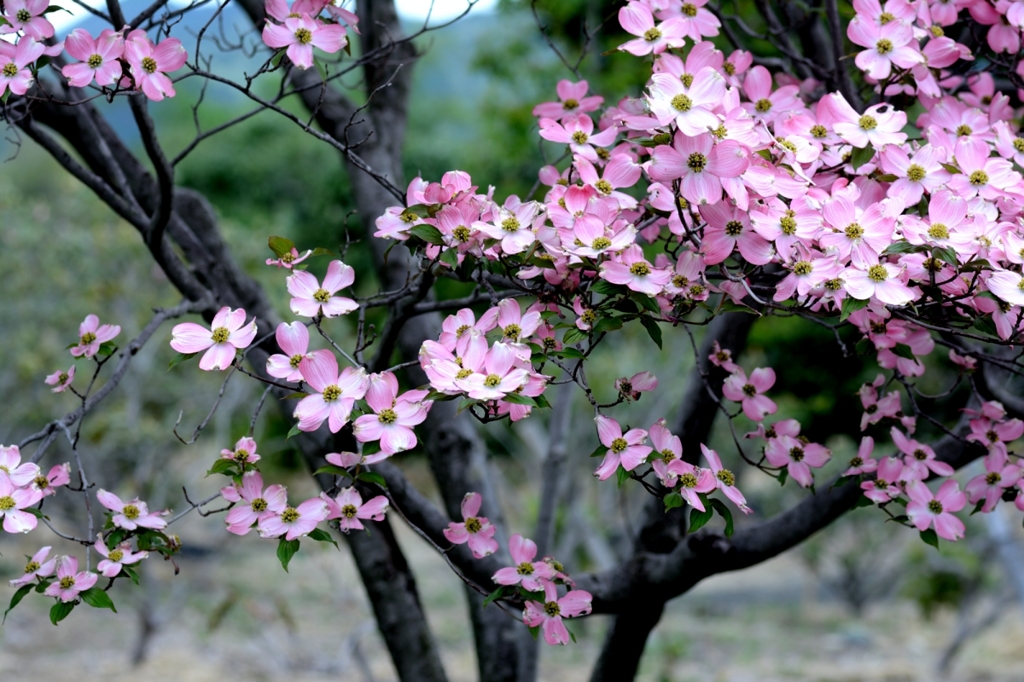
[2,506,1023,682]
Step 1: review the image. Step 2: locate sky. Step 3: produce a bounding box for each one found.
[47,0,498,34]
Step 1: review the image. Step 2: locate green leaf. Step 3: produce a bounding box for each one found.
[482,586,508,609]
[528,624,541,640]
[554,347,585,360]
[709,498,735,538]
[456,398,476,415]
[423,390,458,402]
[688,503,714,533]
[268,235,295,258]
[590,443,607,458]
[717,300,760,315]
[663,492,683,511]
[356,471,387,489]
[286,424,302,440]
[97,341,117,357]
[206,459,237,478]
[307,527,339,549]
[561,327,588,346]
[533,393,551,409]
[439,248,459,268]
[849,143,875,170]
[4,585,32,624]
[409,224,445,245]
[501,393,537,406]
[314,57,329,81]
[49,601,75,626]
[80,588,117,613]
[615,466,629,489]
[932,246,958,267]
[593,316,623,334]
[891,343,916,361]
[972,315,999,338]
[42,4,73,13]
[167,352,197,371]
[970,499,986,516]
[591,279,624,297]
[312,464,352,478]
[277,538,300,572]
[123,565,141,586]
[281,392,308,400]
[777,468,789,487]
[631,292,661,314]
[640,316,663,349]
[854,338,873,356]
[854,494,875,509]
[919,528,940,550]
[940,162,960,175]
[881,241,926,256]
[840,297,869,322]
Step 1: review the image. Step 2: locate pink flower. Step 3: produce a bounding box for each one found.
[0,445,41,487]
[70,314,121,358]
[615,371,657,402]
[891,427,954,479]
[0,38,44,97]
[523,580,593,646]
[702,444,751,513]
[722,368,777,422]
[538,115,618,164]
[593,415,652,480]
[43,556,98,603]
[861,455,904,503]
[699,201,773,266]
[948,137,1022,201]
[62,28,124,87]
[843,436,878,476]
[443,492,499,558]
[765,434,831,487]
[826,93,907,148]
[95,535,147,578]
[266,321,312,383]
[493,534,556,592]
[0,474,41,534]
[907,480,966,541]
[532,79,603,120]
[847,16,922,80]
[220,436,261,465]
[324,487,389,532]
[617,1,686,56]
[30,463,71,498]
[257,496,329,540]
[262,14,347,71]
[10,546,56,587]
[665,460,716,511]
[124,30,187,102]
[221,471,287,535]
[458,342,530,401]
[170,306,257,371]
[965,450,1021,513]
[44,366,75,393]
[599,244,671,295]
[266,247,312,269]
[648,132,748,206]
[96,490,168,530]
[287,260,359,318]
[650,419,681,486]
[843,261,917,306]
[646,67,726,135]
[708,341,739,372]
[1,0,54,39]
[294,350,369,432]
[352,372,431,455]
